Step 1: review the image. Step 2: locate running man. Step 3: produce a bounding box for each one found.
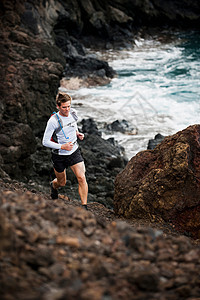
[42,90,88,210]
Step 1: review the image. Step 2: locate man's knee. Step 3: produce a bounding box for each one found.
[54,169,66,187]
[77,173,86,184]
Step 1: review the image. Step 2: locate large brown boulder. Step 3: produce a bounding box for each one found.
[114,125,200,238]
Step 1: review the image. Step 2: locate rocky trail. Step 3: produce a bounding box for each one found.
[1,178,200,300]
[0,179,186,241]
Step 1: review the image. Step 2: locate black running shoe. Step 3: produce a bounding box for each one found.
[50,182,58,199]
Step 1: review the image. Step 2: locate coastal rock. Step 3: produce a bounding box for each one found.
[1,28,65,131]
[0,1,66,179]
[64,54,116,80]
[106,119,138,135]
[147,133,165,150]
[114,125,200,238]
[0,0,116,180]
[81,118,101,136]
[78,120,128,207]
[0,121,36,179]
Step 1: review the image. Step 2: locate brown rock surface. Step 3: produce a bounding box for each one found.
[0,0,116,181]
[0,1,66,180]
[0,179,200,300]
[114,125,200,238]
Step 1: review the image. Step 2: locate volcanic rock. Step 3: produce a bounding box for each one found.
[0,180,200,299]
[78,120,128,207]
[106,119,138,135]
[0,121,37,179]
[114,125,200,238]
[81,118,101,136]
[0,0,118,181]
[147,133,165,150]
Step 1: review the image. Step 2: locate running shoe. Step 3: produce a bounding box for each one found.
[50,182,58,199]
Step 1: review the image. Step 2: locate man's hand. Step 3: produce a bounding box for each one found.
[77,132,84,140]
[61,142,73,151]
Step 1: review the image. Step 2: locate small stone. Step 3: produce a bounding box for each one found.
[56,236,80,248]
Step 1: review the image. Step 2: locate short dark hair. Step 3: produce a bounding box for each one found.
[56,92,72,106]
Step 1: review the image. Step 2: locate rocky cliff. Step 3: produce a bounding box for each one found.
[114,125,200,239]
[0,0,116,182]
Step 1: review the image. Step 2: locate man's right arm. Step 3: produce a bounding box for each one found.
[42,118,73,151]
[42,118,62,150]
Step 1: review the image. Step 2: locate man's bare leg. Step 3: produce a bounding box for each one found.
[52,169,66,189]
[70,162,88,205]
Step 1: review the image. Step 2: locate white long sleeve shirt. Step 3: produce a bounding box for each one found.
[42,110,78,155]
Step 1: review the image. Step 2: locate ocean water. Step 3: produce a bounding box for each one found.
[69,30,200,159]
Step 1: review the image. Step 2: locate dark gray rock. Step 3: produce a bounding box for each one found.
[78,129,128,208]
[81,118,101,136]
[64,54,116,79]
[107,119,138,135]
[147,133,165,150]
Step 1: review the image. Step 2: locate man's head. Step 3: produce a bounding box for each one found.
[56,92,72,107]
[56,92,72,117]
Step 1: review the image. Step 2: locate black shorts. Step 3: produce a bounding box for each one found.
[52,148,84,173]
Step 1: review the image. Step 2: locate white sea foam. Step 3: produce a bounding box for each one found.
[69,32,200,159]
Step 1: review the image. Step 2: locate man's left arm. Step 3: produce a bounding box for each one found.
[76,131,84,140]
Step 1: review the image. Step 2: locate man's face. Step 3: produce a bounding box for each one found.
[58,101,71,117]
